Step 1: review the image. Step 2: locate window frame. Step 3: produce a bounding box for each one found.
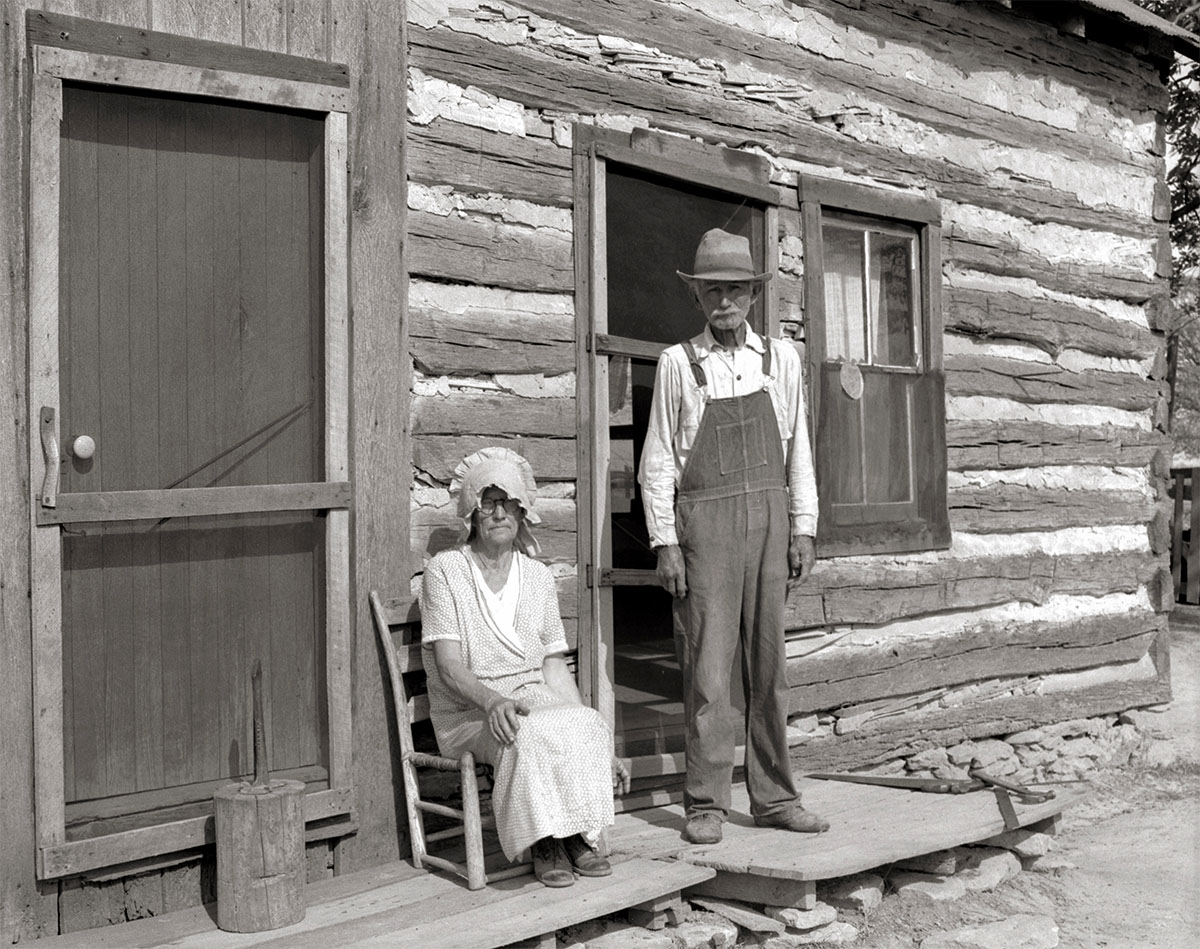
[27,14,353,879]
[799,177,950,557]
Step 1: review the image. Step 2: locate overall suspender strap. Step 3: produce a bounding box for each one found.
[682,340,707,388]
[684,336,771,389]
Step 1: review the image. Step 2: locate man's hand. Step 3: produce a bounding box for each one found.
[788,533,815,589]
[486,697,530,745]
[656,544,687,599]
[612,755,631,796]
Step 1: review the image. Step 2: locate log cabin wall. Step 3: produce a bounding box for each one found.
[407,0,1175,770]
[1,0,406,939]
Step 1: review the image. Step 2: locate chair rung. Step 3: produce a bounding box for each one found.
[425,825,466,844]
[415,800,464,819]
[410,752,462,772]
[486,862,533,883]
[421,853,469,879]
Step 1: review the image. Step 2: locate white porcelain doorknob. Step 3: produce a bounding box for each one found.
[71,435,96,460]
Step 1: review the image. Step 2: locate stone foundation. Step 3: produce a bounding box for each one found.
[874,713,1147,786]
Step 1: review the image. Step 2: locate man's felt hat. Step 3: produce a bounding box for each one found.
[677,228,772,283]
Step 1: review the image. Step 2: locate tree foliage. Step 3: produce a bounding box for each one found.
[1140,1,1200,447]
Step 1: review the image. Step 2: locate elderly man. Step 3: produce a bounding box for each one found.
[638,228,828,845]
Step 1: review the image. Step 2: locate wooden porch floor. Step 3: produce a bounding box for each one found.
[610,775,1079,896]
[38,856,713,949]
[38,776,1078,948]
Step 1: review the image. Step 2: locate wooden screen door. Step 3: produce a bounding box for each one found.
[32,83,348,838]
[583,145,775,758]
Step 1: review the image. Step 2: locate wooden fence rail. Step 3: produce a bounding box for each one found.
[1171,467,1200,604]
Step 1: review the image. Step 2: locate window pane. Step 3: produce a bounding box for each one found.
[822,224,867,362]
[871,232,917,367]
[821,214,919,368]
[864,373,914,503]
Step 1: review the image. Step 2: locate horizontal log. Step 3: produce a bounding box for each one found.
[407,118,574,206]
[786,668,1168,773]
[408,208,574,292]
[948,485,1156,533]
[410,23,1159,240]
[944,354,1157,412]
[410,302,575,376]
[412,392,575,437]
[513,0,1161,177]
[945,234,1162,304]
[788,548,1162,629]
[946,419,1168,470]
[786,609,1165,713]
[945,286,1155,360]
[411,497,578,564]
[414,435,577,482]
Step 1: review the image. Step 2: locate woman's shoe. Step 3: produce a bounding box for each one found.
[532,836,574,887]
[562,834,612,877]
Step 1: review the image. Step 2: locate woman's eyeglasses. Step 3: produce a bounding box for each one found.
[479,498,522,516]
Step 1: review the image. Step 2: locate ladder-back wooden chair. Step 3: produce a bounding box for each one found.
[369,590,531,890]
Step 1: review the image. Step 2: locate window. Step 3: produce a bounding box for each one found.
[800,179,949,556]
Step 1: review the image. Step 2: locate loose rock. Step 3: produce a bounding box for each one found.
[952,846,1021,892]
[969,739,1015,768]
[584,922,684,949]
[759,921,860,946]
[821,872,884,911]
[763,902,837,930]
[1023,854,1077,875]
[891,871,967,901]
[979,828,1054,858]
[672,918,739,949]
[906,747,951,770]
[918,913,1059,948]
[895,849,958,875]
[1119,708,1169,737]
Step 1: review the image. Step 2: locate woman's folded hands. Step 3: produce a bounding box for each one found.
[485,695,530,745]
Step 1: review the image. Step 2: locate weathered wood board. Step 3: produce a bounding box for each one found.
[609,777,1081,881]
[33,857,714,948]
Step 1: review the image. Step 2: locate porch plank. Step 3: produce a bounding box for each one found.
[611,776,1082,882]
[38,856,712,949]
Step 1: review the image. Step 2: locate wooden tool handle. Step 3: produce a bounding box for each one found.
[252,661,268,788]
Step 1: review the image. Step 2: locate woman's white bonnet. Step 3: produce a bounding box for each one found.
[450,446,541,554]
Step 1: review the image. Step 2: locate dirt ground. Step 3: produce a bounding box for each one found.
[841,609,1200,949]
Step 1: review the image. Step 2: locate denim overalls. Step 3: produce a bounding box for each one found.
[672,338,798,821]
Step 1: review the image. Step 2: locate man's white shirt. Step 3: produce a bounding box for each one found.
[638,323,819,549]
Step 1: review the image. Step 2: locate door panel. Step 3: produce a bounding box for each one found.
[60,89,322,497]
[57,84,326,810]
[599,164,768,754]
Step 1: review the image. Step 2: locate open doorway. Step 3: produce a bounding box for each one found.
[599,163,769,757]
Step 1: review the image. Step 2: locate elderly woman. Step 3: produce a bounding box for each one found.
[420,447,630,887]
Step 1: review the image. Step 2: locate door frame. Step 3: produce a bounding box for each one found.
[27,16,353,879]
[572,126,780,751]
